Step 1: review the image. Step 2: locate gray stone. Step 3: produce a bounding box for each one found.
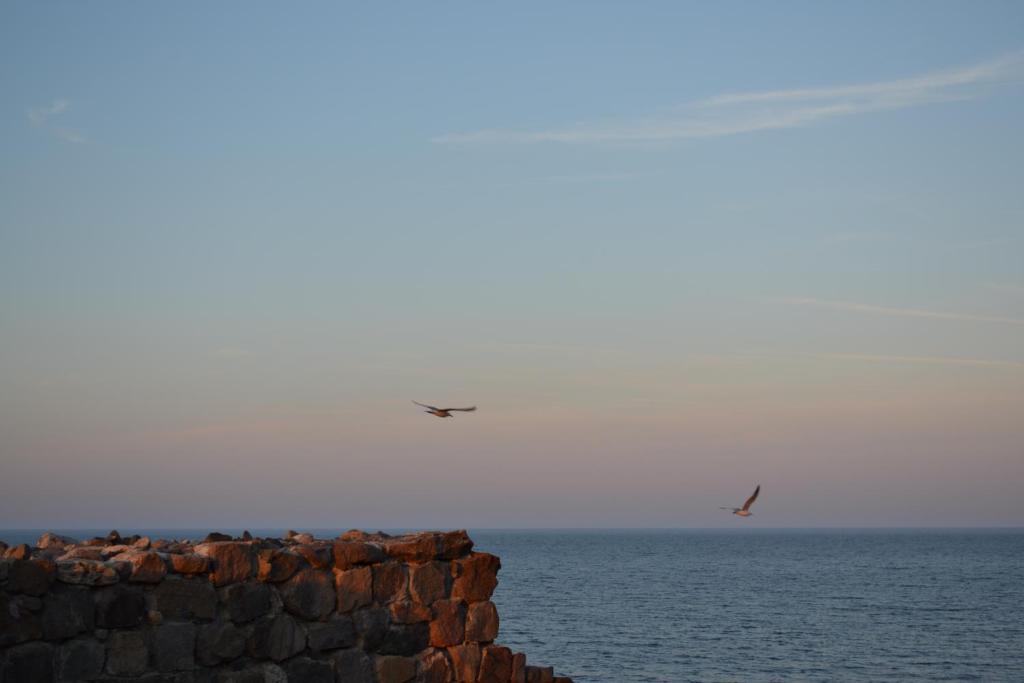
[222,582,271,623]
[37,532,78,550]
[246,614,306,662]
[196,620,246,666]
[305,615,356,652]
[106,630,148,676]
[278,568,335,621]
[154,577,218,620]
[376,655,416,683]
[55,638,105,681]
[95,584,147,628]
[2,641,54,682]
[0,592,43,646]
[55,559,120,586]
[282,656,333,683]
[352,607,389,651]
[154,622,196,671]
[42,587,94,640]
[330,649,374,683]
[379,623,430,656]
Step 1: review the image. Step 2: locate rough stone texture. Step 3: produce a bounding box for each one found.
[106,630,148,676]
[278,568,335,621]
[466,600,500,642]
[194,542,255,586]
[451,553,501,603]
[0,529,573,683]
[37,533,78,550]
[335,565,373,612]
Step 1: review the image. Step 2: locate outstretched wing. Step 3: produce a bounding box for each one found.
[741,485,760,512]
[412,400,439,411]
[442,406,476,412]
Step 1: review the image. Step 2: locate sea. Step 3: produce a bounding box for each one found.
[3,528,1022,682]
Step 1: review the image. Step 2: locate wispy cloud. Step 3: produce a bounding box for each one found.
[434,52,1024,144]
[775,297,1024,325]
[27,99,69,126]
[819,352,1024,370]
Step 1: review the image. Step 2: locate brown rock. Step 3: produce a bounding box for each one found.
[55,559,120,586]
[246,613,307,662]
[194,541,255,586]
[120,551,167,583]
[390,600,432,624]
[466,600,500,642]
[429,599,466,647]
[58,546,105,561]
[294,543,332,569]
[373,562,409,603]
[448,642,482,682]
[384,533,439,562]
[333,540,386,569]
[438,530,474,559]
[279,567,336,621]
[5,543,31,560]
[479,645,513,683]
[335,565,373,612]
[36,532,78,550]
[525,666,554,683]
[451,552,500,603]
[132,536,152,549]
[417,649,454,683]
[330,648,374,682]
[410,561,450,605]
[170,552,210,575]
[377,655,417,683]
[257,548,302,582]
[553,677,575,683]
[511,653,527,683]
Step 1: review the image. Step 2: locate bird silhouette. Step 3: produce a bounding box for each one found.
[412,401,477,418]
[721,485,760,517]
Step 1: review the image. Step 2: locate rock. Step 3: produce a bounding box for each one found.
[376,655,416,683]
[384,534,439,562]
[94,584,147,628]
[2,642,53,682]
[409,561,450,605]
[525,666,554,683]
[291,533,314,545]
[373,562,408,603]
[41,587,94,640]
[55,637,105,681]
[417,649,454,683]
[306,615,357,652]
[293,544,332,569]
[333,540,386,570]
[389,601,432,624]
[195,542,256,586]
[203,532,233,543]
[58,546,106,561]
[451,553,500,603]
[429,600,466,647]
[330,649,374,683]
[335,565,373,612]
[106,630,148,676]
[241,530,253,542]
[352,607,389,651]
[282,656,333,683]
[37,532,78,550]
[8,559,52,595]
[278,568,335,621]
[380,623,430,656]
[56,559,120,586]
[4,543,30,560]
[466,601,499,642]
[448,642,481,682]
[133,536,152,549]
[222,582,271,623]
[154,622,196,672]
[256,549,301,583]
[196,620,246,666]
[119,551,168,583]
[170,553,210,575]
[511,652,527,683]
[479,646,513,683]
[438,530,474,560]
[553,677,575,683]
[0,593,43,646]
[246,614,306,662]
[106,530,123,545]
[153,577,218,620]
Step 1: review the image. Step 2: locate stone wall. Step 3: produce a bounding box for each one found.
[0,530,573,683]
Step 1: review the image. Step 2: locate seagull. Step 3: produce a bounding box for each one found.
[721,485,760,517]
[412,401,477,418]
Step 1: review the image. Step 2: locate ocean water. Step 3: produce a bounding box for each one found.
[3,528,1022,682]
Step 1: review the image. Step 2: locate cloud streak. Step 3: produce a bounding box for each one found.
[776,297,1024,325]
[27,99,69,126]
[434,53,1024,144]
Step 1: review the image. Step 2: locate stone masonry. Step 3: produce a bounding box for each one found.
[0,530,573,683]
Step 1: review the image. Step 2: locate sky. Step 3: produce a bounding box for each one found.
[2,1,1023,529]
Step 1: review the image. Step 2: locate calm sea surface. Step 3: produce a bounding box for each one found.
[3,529,1022,682]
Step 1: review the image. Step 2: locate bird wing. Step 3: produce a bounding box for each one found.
[412,401,440,411]
[442,406,476,412]
[741,485,760,511]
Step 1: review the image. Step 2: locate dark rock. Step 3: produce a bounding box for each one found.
[352,607,389,651]
[451,553,500,603]
[256,549,301,583]
[409,561,449,605]
[282,656,333,683]
[330,649,374,683]
[305,614,356,652]
[479,645,513,683]
[241,531,253,542]
[389,601,432,624]
[437,530,473,560]
[222,582,271,624]
[376,655,416,683]
[511,652,527,683]
[246,614,306,662]
[332,541,385,570]
[42,586,94,640]
[525,665,554,683]
[2,641,53,682]
[279,568,335,621]
[466,601,499,642]
[373,562,408,603]
[293,544,332,569]
[0,592,43,646]
[154,622,196,672]
[380,623,430,656]
[106,630,148,676]
[335,565,373,612]
[8,559,52,595]
[106,530,123,544]
[95,584,147,628]
[154,577,218,620]
[196,620,246,666]
[203,532,233,543]
[429,600,466,647]
[55,637,105,681]
[194,542,256,586]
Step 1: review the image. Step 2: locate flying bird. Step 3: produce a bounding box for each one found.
[412,401,477,418]
[721,485,760,517]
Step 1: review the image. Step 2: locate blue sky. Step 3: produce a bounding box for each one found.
[2,2,1023,528]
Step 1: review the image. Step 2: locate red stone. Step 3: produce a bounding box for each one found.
[410,561,449,605]
[466,600,499,642]
[194,542,255,586]
[451,553,500,603]
[256,549,302,582]
[334,566,373,612]
[429,599,466,647]
[479,645,513,683]
[333,541,386,569]
[389,601,431,624]
[170,553,210,575]
[372,562,408,603]
[447,642,481,683]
